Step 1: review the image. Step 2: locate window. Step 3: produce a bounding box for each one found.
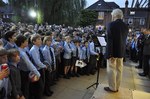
[130,11,135,15]
[98,12,104,20]
[140,18,145,25]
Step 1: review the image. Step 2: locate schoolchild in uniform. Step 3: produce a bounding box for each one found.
[7,49,25,99]
[42,36,54,96]
[29,34,47,99]
[89,35,99,75]
[15,35,40,99]
[4,31,17,50]
[80,40,90,75]
[63,36,72,79]
[0,47,11,99]
[70,40,81,77]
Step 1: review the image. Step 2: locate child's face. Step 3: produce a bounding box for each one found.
[0,55,8,64]
[46,40,51,46]
[85,42,88,47]
[75,42,80,46]
[22,40,28,48]
[12,54,20,63]
[33,37,42,46]
[10,33,17,43]
[66,38,71,43]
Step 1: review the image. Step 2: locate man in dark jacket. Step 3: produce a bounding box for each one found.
[139,29,150,77]
[104,9,128,92]
[135,32,145,69]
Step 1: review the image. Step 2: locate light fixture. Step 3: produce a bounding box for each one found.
[29,10,37,18]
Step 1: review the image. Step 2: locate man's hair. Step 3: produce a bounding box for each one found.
[4,31,16,41]
[111,9,123,19]
[0,47,8,56]
[43,36,52,45]
[15,35,27,47]
[7,48,20,62]
[30,34,41,43]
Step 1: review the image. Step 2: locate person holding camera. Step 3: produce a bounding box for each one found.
[0,47,11,99]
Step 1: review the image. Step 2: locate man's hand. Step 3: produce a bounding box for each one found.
[19,96,25,99]
[0,68,9,80]
[16,95,20,99]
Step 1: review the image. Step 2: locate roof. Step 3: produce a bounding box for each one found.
[107,2,120,9]
[87,0,120,11]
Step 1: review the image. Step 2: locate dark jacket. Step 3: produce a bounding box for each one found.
[137,33,145,52]
[9,63,22,98]
[106,19,128,59]
[143,34,150,55]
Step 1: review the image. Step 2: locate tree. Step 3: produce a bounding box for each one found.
[0,1,6,7]
[78,9,98,27]
[43,0,86,25]
[8,0,86,25]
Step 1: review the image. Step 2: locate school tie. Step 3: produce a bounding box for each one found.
[68,43,71,49]
[76,47,78,58]
[94,44,96,52]
[86,48,88,58]
[49,47,54,65]
[26,51,36,65]
[68,43,73,57]
[132,42,135,49]
[26,51,31,60]
[39,48,44,62]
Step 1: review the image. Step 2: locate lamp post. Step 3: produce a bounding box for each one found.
[29,10,37,18]
[28,9,37,24]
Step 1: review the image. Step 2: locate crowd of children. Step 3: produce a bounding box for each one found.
[0,23,102,99]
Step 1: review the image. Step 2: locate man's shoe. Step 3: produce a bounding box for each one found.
[49,91,54,94]
[104,87,118,92]
[44,91,53,96]
[139,73,147,76]
[75,73,80,77]
[135,66,142,69]
[70,72,75,77]
[86,73,90,76]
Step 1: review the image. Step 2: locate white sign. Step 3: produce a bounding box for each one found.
[97,37,107,46]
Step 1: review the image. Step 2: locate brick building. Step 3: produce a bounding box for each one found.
[87,0,150,30]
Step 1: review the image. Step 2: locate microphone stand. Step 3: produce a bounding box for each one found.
[87,54,100,89]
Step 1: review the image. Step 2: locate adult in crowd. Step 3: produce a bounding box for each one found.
[104,9,128,92]
[139,29,150,77]
[135,30,145,69]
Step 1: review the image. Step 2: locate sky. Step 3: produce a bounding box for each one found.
[86,0,132,8]
[3,0,133,7]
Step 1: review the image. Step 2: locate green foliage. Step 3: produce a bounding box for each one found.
[11,16,21,23]
[37,10,43,24]
[43,0,86,25]
[78,9,98,27]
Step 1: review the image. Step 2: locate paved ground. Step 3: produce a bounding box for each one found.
[44,60,150,99]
